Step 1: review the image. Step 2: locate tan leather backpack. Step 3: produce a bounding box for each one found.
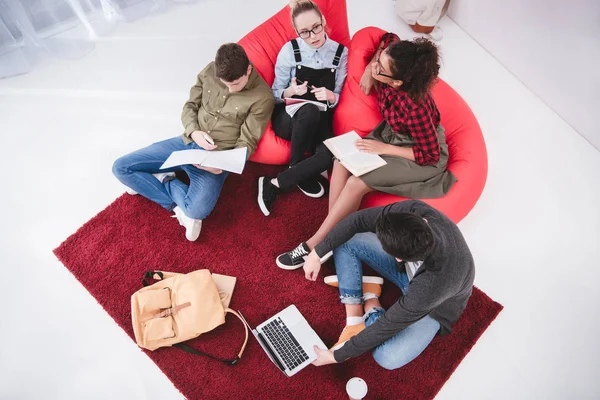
[131,269,248,365]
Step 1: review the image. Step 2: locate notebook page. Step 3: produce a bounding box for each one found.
[350,150,385,168]
[202,147,247,174]
[328,131,361,157]
[160,149,209,169]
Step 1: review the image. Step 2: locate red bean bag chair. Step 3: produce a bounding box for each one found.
[239,0,351,165]
[333,27,488,223]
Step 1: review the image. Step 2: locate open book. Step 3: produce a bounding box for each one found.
[323,131,387,177]
[159,147,247,174]
[284,98,328,117]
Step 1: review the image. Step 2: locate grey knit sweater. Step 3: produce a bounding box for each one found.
[314,200,475,362]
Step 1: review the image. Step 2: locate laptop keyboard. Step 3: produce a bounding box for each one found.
[262,317,309,370]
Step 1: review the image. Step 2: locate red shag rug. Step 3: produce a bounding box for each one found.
[54,162,502,400]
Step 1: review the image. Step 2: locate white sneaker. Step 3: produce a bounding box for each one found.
[427,25,443,41]
[125,187,138,195]
[153,172,176,183]
[172,206,202,241]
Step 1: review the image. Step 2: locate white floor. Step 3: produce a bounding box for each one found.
[1,0,599,398]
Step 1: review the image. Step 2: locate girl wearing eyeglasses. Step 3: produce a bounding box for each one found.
[351,32,456,201]
[275,32,456,274]
[257,0,348,218]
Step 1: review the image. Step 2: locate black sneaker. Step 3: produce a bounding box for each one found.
[297,179,324,198]
[258,176,278,216]
[276,242,310,270]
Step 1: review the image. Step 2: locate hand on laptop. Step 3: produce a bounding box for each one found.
[303,251,321,281]
[311,346,337,366]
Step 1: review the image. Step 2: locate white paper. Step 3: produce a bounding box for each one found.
[160,147,247,174]
[329,130,362,156]
[160,149,208,169]
[349,150,382,167]
[324,131,387,176]
[202,147,247,174]
[284,98,328,118]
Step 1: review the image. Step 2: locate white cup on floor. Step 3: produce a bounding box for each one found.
[346,377,368,400]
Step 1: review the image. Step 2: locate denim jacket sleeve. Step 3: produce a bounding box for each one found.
[272,42,296,103]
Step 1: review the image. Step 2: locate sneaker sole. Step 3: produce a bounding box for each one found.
[257,177,270,216]
[324,276,384,286]
[276,256,305,270]
[297,182,325,199]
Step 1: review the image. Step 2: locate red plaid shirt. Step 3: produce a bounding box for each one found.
[377,33,441,166]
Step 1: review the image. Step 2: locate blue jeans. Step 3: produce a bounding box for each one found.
[333,232,441,370]
[112,136,228,219]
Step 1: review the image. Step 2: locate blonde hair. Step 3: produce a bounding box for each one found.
[289,0,323,28]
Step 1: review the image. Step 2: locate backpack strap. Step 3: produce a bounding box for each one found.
[141,270,179,286]
[332,43,345,67]
[172,308,249,366]
[291,39,302,63]
[142,271,164,286]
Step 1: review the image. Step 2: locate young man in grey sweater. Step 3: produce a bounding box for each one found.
[304,200,475,370]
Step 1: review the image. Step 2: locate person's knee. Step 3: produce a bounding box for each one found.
[112,156,129,179]
[181,206,209,220]
[372,348,405,371]
[182,191,219,220]
[343,232,368,249]
[340,233,374,257]
[182,200,212,220]
[346,175,370,193]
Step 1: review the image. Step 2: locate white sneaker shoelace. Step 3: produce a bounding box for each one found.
[290,244,308,261]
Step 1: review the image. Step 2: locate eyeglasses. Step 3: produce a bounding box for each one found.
[375,53,395,79]
[298,23,324,39]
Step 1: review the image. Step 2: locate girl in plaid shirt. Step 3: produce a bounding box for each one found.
[277,31,456,271]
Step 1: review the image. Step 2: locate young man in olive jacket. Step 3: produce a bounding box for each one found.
[113,43,274,241]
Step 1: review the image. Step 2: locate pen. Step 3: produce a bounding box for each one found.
[296,78,316,90]
[204,134,215,146]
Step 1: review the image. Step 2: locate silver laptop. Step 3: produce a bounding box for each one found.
[239,305,327,377]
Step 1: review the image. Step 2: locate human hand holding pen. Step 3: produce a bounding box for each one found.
[191,130,217,150]
[284,77,309,97]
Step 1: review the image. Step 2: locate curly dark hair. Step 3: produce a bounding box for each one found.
[386,38,440,102]
[215,43,250,82]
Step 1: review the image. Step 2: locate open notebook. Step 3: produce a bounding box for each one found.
[324,131,387,176]
[159,147,247,174]
[284,98,327,118]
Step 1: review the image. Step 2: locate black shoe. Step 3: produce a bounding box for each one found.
[258,176,278,216]
[276,242,311,270]
[297,179,325,198]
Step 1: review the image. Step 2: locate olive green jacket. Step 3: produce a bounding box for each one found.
[181,62,274,158]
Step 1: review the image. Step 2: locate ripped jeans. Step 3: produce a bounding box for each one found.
[332,232,440,370]
[333,232,410,303]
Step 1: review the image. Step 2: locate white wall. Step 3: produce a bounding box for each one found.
[448,0,600,150]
